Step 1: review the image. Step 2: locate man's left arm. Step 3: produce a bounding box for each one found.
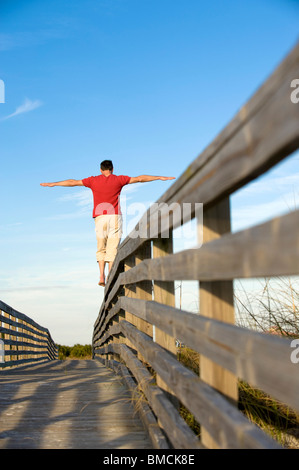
[40,179,84,187]
[128,175,175,184]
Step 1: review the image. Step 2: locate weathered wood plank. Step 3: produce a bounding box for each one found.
[105,41,299,293]
[0,360,153,449]
[151,41,299,211]
[111,343,203,449]
[123,254,138,353]
[112,362,170,449]
[106,210,299,286]
[94,208,298,338]
[99,321,280,449]
[0,301,58,366]
[92,43,299,450]
[199,199,237,449]
[152,233,178,407]
[0,334,49,350]
[97,296,299,413]
[0,300,51,335]
[134,242,153,360]
[93,300,121,344]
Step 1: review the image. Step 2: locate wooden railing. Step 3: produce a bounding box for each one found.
[0,300,58,368]
[92,41,299,449]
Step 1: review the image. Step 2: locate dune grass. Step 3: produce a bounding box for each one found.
[176,277,299,447]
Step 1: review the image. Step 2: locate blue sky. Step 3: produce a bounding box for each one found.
[0,0,298,345]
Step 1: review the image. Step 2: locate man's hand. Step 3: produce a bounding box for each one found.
[40,183,56,187]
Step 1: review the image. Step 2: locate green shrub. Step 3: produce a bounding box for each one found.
[57,344,92,360]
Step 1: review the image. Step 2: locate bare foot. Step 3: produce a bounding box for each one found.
[98,277,105,287]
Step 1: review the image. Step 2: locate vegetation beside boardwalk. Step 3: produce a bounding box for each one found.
[177,347,299,448]
[57,344,92,360]
[177,277,299,448]
[56,278,299,447]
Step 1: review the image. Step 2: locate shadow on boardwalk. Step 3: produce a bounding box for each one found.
[0,360,152,449]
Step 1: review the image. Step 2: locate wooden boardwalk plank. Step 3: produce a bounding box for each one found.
[0,360,153,449]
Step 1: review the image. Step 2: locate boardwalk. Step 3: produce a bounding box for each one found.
[0,42,298,449]
[0,360,153,449]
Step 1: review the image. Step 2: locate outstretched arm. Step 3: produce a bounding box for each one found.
[129,175,175,184]
[40,179,83,187]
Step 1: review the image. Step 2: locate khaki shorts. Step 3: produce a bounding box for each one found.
[95,214,122,262]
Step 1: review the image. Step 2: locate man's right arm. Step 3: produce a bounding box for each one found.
[129,175,175,184]
[40,179,84,187]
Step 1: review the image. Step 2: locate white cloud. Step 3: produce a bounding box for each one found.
[239,173,299,195]
[58,190,92,207]
[231,189,298,232]
[231,158,299,233]
[2,98,43,120]
[121,183,142,194]
[43,189,93,220]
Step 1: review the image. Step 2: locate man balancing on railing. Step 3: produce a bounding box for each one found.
[40,160,175,287]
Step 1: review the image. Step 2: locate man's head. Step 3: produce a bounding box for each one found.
[100,160,113,173]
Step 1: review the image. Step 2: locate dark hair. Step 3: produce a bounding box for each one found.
[100,160,113,171]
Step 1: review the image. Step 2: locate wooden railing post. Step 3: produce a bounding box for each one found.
[153,231,178,406]
[25,320,29,361]
[124,254,138,353]
[92,44,299,449]
[4,311,10,362]
[199,198,238,448]
[135,240,153,339]
[11,313,17,362]
[123,242,153,361]
[0,301,58,368]
[18,319,23,363]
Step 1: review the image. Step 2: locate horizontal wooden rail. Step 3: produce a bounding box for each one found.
[0,300,58,368]
[105,40,299,295]
[112,342,203,449]
[94,296,298,413]
[93,41,299,449]
[94,209,299,316]
[95,325,279,449]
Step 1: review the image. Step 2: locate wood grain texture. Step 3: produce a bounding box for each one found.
[94,296,299,413]
[102,209,299,287]
[110,343,203,449]
[0,360,152,449]
[112,361,170,450]
[91,42,299,450]
[104,41,299,294]
[199,199,237,449]
[134,241,153,341]
[96,321,280,449]
[0,302,58,367]
[152,234,178,407]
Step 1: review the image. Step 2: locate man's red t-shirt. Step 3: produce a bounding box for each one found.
[82,174,131,217]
